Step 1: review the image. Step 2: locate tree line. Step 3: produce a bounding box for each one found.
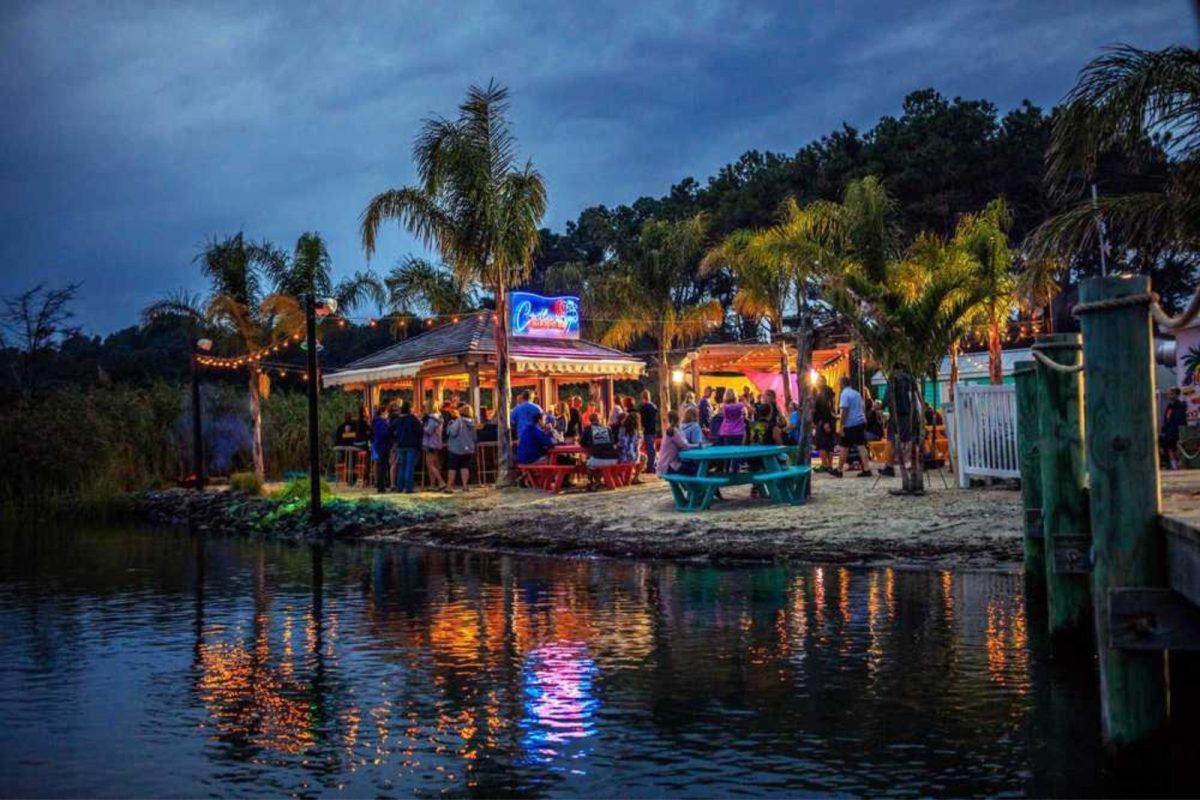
[3,44,1196,491]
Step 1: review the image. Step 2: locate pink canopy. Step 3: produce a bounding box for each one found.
[743,370,800,412]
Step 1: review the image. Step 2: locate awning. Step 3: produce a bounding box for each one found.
[322,362,422,387]
[512,357,645,377]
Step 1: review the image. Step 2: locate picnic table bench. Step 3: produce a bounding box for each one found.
[664,445,811,512]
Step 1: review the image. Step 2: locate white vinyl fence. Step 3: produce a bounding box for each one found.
[948,384,1020,488]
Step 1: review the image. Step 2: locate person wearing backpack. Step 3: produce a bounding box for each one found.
[445,404,478,492]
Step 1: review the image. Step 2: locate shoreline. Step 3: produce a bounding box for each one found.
[358,473,1024,571]
[124,472,1025,570]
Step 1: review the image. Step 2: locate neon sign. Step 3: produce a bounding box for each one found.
[510,292,580,339]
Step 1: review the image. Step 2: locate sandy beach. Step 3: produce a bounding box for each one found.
[341,470,1024,569]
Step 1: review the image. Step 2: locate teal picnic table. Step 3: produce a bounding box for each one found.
[663,444,812,512]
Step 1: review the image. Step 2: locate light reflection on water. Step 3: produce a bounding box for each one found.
[0,525,1179,797]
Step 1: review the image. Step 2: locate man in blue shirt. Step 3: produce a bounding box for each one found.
[830,376,872,478]
[510,390,544,443]
[517,420,555,465]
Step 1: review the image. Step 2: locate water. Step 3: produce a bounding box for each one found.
[0,525,1174,797]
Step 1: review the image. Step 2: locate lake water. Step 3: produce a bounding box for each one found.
[0,525,1184,797]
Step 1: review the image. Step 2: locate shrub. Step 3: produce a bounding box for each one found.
[229,471,263,496]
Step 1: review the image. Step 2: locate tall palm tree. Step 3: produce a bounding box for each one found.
[360,81,546,484]
[384,255,478,334]
[1032,44,1200,259]
[269,231,385,313]
[145,233,303,481]
[748,197,843,454]
[954,198,1015,385]
[701,229,794,404]
[600,213,723,428]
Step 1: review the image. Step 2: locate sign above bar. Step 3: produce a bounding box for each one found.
[509,292,580,340]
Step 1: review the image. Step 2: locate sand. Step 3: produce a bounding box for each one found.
[338,470,1023,570]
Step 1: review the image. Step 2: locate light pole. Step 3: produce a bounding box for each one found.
[191,338,213,491]
[306,295,337,525]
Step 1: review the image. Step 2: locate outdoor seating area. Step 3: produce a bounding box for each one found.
[664,445,811,511]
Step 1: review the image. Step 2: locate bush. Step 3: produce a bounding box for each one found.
[229,471,263,495]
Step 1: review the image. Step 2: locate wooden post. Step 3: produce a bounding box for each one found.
[1013,360,1046,586]
[414,376,425,415]
[1077,275,1167,749]
[1034,332,1093,640]
[468,364,481,413]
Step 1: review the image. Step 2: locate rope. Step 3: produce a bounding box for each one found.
[1177,440,1200,461]
[1072,287,1200,332]
[1029,343,1084,374]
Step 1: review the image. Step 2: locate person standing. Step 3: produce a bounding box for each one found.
[698,386,714,432]
[445,404,477,491]
[830,376,872,478]
[813,375,837,472]
[566,395,584,441]
[510,390,544,443]
[1161,387,1189,470]
[618,413,648,483]
[638,389,659,473]
[391,401,423,493]
[609,396,627,428]
[422,407,449,492]
[372,406,392,493]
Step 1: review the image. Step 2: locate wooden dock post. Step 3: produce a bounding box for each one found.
[1014,360,1046,586]
[1034,333,1093,640]
[1077,275,1168,749]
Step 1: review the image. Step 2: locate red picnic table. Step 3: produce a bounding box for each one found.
[518,443,636,492]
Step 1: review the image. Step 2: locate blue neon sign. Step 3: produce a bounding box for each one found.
[509,292,580,339]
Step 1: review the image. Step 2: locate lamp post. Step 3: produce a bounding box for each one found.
[191,338,213,491]
[306,295,337,525]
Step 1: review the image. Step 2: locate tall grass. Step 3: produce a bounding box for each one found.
[0,382,363,514]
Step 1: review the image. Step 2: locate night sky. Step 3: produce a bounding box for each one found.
[1,1,1191,333]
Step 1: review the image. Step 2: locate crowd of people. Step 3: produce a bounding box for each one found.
[336,373,942,496]
[360,394,492,494]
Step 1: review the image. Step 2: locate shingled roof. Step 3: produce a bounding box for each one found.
[324,313,644,386]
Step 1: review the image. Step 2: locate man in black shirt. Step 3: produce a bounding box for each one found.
[638,389,659,472]
[582,413,620,490]
[1161,387,1189,470]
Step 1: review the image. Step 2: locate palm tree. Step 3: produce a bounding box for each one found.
[145,233,304,481]
[748,197,843,455]
[600,213,723,428]
[701,229,794,404]
[360,81,546,484]
[384,256,478,334]
[269,232,385,313]
[1015,255,1064,334]
[955,197,1015,384]
[1032,44,1200,259]
[831,231,983,493]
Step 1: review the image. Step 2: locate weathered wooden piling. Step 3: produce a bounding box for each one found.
[1014,360,1045,585]
[1034,333,1093,640]
[1076,275,1168,749]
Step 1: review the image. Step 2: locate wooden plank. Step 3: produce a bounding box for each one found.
[1110,588,1200,652]
[1164,523,1200,608]
[1078,275,1168,748]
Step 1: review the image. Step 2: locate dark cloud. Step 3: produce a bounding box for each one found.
[0,0,1190,332]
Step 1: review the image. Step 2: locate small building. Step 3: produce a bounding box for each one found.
[322,297,645,414]
[677,342,855,404]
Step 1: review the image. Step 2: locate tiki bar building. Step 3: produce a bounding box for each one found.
[676,341,855,402]
[322,294,645,414]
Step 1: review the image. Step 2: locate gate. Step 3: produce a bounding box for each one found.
[950,384,1019,487]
